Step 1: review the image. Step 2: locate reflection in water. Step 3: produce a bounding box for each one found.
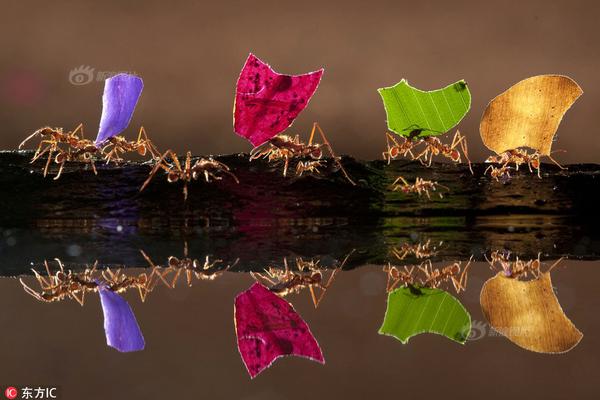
[485,250,563,280]
[250,251,353,308]
[234,282,325,379]
[140,241,232,289]
[480,271,583,353]
[13,246,585,380]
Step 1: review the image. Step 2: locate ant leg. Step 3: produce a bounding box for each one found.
[456,132,473,174]
[53,158,66,180]
[43,148,54,177]
[314,123,356,185]
[282,155,289,177]
[546,257,565,274]
[183,183,188,201]
[140,150,173,192]
[547,154,567,170]
[71,123,84,139]
[308,123,317,146]
[19,279,47,302]
[19,130,42,149]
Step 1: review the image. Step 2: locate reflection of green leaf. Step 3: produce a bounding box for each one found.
[379,286,471,344]
[378,80,471,138]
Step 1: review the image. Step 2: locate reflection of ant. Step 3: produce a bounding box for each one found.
[140,150,239,201]
[384,257,472,294]
[250,122,355,184]
[418,257,472,293]
[101,267,158,302]
[484,164,512,182]
[486,251,564,280]
[251,251,353,308]
[383,264,416,292]
[140,243,232,289]
[20,259,97,305]
[390,176,449,199]
[392,239,441,260]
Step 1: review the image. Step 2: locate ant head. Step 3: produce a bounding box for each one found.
[485,155,498,163]
[137,145,147,156]
[167,171,180,183]
[448,264,460,274]
[68,137,79,146]
[168,256,179,268]
[310,146,322,159]
[390,146,400,158]
[450,150,460,161]
[530,158,540,169]
[38,127,55,136]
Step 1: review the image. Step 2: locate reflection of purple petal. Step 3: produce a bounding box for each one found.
[98,284,145,352]
[234,53,323,146]
[95,73,143,145]
[234,282,324,378]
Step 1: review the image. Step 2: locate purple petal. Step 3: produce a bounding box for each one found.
[234,282,324,378]
[95,73,143,145]
[233,53,324,146]
[98,284,145,352]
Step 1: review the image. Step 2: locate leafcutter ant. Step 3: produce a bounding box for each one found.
[250,122,355,185]
[251,251,353,308]
[100,127,160,164]
[390,176,449,199]
[140,150,239,200]
[19,259,98,305]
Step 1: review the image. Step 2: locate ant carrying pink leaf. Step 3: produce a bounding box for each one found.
[98,281,145,353]
[234,53,323,147]
[234,282,324,379]
[233,53,354,183]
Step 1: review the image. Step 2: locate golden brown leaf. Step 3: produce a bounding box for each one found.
[480,75,582,155]
[480,272,582,353]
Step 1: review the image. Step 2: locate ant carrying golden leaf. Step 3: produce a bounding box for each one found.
[392,239,441,260]
[139,150,239,201]
[378,79,473,173]
[481,75,582,179]
[485,251,564,281]
[390,176,448,199]
[251,251,353,308]
[233,54,355,184]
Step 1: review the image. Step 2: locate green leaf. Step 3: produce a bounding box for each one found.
[379,286,471,344]
[378,79,471,138]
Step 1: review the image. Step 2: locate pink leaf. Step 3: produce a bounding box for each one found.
[233,53,324,146]
[234,282,325,378]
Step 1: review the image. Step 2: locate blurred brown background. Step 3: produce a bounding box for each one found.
[0,0,598,162]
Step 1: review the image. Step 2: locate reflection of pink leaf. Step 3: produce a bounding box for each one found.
[233,53,324,146]
[234,282,324,378]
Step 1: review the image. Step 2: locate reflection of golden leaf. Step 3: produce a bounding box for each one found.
[480,75,582,156]
[480,272,582,353]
